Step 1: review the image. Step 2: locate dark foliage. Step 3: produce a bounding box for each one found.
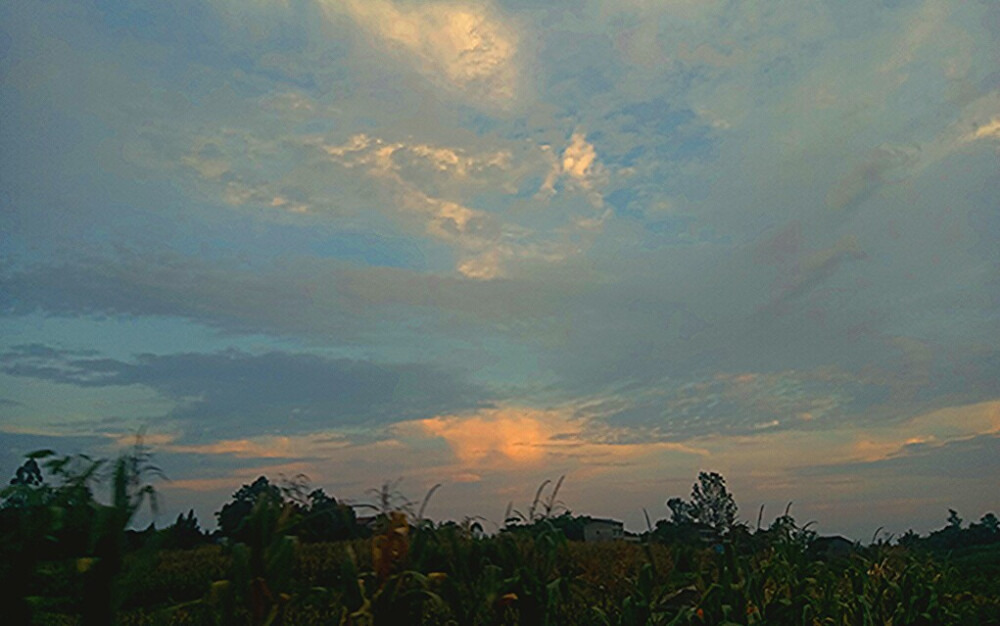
[3,451,1000,625]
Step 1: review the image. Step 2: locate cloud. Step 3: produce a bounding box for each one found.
[661,398,1000,536]
[768,235,866,306]
[322,134,513,184]
[841,434,1000,480]
[539,132,607,206]
[164,433,349,460]
[0,346,493,441]
[965,118,1000,143]
[575,368,860,441]
[3,0,999,539]
[332,0,519,106]
[1,255,347,337]
[160,461,315,494]
[0,250,575,337]
[705,399,1000,478]
[414,407,561,466]
[3,237,995,437]
[561,133,601,186]
[877,1,952,76]
[0,430,111,470]
[395,404,707,481]
[796,400,1000,480]
[318,132,601,278]
[322,133,508,257]
[825,145,920,211]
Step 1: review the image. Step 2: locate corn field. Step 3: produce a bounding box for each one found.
[3,452,999,625]
[8,516,999,625]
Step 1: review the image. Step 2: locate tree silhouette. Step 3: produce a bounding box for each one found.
[216,476,283,540]
[690,471,738,533]
[947,509,963,529]
[666,471,739,537]
[2,456,49,510]
[164,509,205,549]
[979,512,999,534]
[297,488,357,542]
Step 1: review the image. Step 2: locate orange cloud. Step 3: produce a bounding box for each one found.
[417,408,560,465]
[166,434,349,459]
[403,406,708,480]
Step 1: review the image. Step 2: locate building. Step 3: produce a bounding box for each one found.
[810,535,856,560]
[583,518,625,542]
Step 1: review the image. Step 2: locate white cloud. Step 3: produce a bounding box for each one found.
[539,131,607,207]
[333,0,520,106]
[323,133,512,185]
[562,132,601,185]
[322,133,512,276]
[319,132,607,279]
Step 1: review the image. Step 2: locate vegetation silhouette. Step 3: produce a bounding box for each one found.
[2,446,999,624]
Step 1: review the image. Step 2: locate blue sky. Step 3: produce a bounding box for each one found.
[1,0,998,539]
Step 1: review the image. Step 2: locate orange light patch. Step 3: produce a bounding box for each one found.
[418,408,560,465]
[107,432,178,448]
[405,405,708,480]
[167,434,348,459]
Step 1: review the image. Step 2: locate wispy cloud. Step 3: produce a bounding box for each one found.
[825,146,919,212]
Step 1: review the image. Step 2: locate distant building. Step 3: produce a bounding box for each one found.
[584,518,625,542]
[810,535,855,559]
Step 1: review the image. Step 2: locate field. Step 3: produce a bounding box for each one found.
[4,453,999,625]
[14,521,1000,625]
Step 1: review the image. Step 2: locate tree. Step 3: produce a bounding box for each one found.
[1,453,58,623]
[163,509,205,549]
[979,512,999,534]
[964,512,1000,546]
[690,472,738,532]
[216,476,283,540]
[667,496,695,525]
[297,488,358,542]
[947,509,963,529]
[2,455,50,509]
[927,508,968,550]
[11,457,43,487]
[664,472,739,537]
[897,529,921,548]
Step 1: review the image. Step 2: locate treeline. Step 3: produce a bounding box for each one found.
[898,509,1000,552]
[2,446,999,624]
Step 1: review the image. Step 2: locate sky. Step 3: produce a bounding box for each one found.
[1,0,998,540]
